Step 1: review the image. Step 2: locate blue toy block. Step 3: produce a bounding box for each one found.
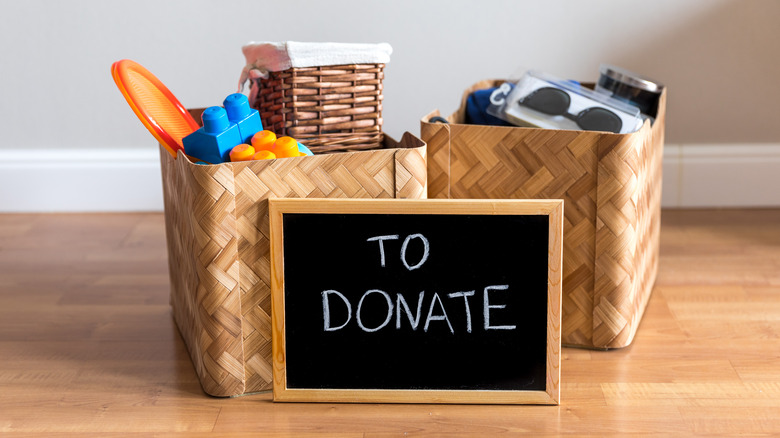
[223,93,263,144]
[182,106,242,164]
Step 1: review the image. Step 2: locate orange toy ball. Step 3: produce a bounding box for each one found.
[273,136,300,158]
[251,130,277,151]
[229,144,255,162]
[252,150,276,160]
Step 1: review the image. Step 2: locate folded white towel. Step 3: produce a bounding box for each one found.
[238,41,393,94]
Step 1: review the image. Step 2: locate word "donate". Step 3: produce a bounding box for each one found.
[322,286,517,334]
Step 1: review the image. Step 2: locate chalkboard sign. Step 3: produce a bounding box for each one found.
[269,198,562,404]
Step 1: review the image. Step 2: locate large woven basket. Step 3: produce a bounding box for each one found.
[251,63,385,154]
[421,79,666,349]
[160,132,427,397]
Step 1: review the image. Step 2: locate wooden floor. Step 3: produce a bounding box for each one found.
[1,208,779,436]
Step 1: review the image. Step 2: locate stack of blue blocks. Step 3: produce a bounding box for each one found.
[183,93,263,164]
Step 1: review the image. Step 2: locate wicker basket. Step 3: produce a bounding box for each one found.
[421,79,666,350]
[160,132,427,397]
[250,63,385,154]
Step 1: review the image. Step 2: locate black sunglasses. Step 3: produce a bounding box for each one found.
[519,87,623,133]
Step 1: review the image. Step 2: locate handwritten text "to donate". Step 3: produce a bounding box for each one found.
[321,233,517,334]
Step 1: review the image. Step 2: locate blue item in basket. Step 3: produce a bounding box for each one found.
[183,106,243,164]
[223,93,263,144]
[298,142,313,156]
[466,87,513,126]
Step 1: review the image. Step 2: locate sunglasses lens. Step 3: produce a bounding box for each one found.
[520,87,570,115]
[577,107,623,133]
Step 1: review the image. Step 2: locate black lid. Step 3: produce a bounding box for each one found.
[599,64,663,94]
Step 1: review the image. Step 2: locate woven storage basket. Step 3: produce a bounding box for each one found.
[421,79,665,349]
[250,63,385,154]
[160,132,427,397]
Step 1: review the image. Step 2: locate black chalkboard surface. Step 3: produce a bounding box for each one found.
[269,198,563,404]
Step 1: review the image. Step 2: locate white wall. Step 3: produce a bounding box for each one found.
[1,0,779,211]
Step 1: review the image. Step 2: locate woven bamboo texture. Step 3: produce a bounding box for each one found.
[160,134,427,396]
[421,80,665,349]
[251,64,385,154]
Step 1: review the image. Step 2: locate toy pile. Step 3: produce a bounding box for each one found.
[111,59,311,165]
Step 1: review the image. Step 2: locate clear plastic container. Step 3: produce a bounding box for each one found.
[487,70,644,134]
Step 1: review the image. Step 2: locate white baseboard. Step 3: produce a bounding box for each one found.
[661,143,780,208]
[0,144,779,212]
[0,149,164,213]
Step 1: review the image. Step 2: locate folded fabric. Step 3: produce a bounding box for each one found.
[466,88,513,126]
[239,41,392,93]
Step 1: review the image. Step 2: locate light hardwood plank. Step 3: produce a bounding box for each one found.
[0,209,779,435]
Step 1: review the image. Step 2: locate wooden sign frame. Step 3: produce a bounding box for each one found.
[269,198,563,404]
